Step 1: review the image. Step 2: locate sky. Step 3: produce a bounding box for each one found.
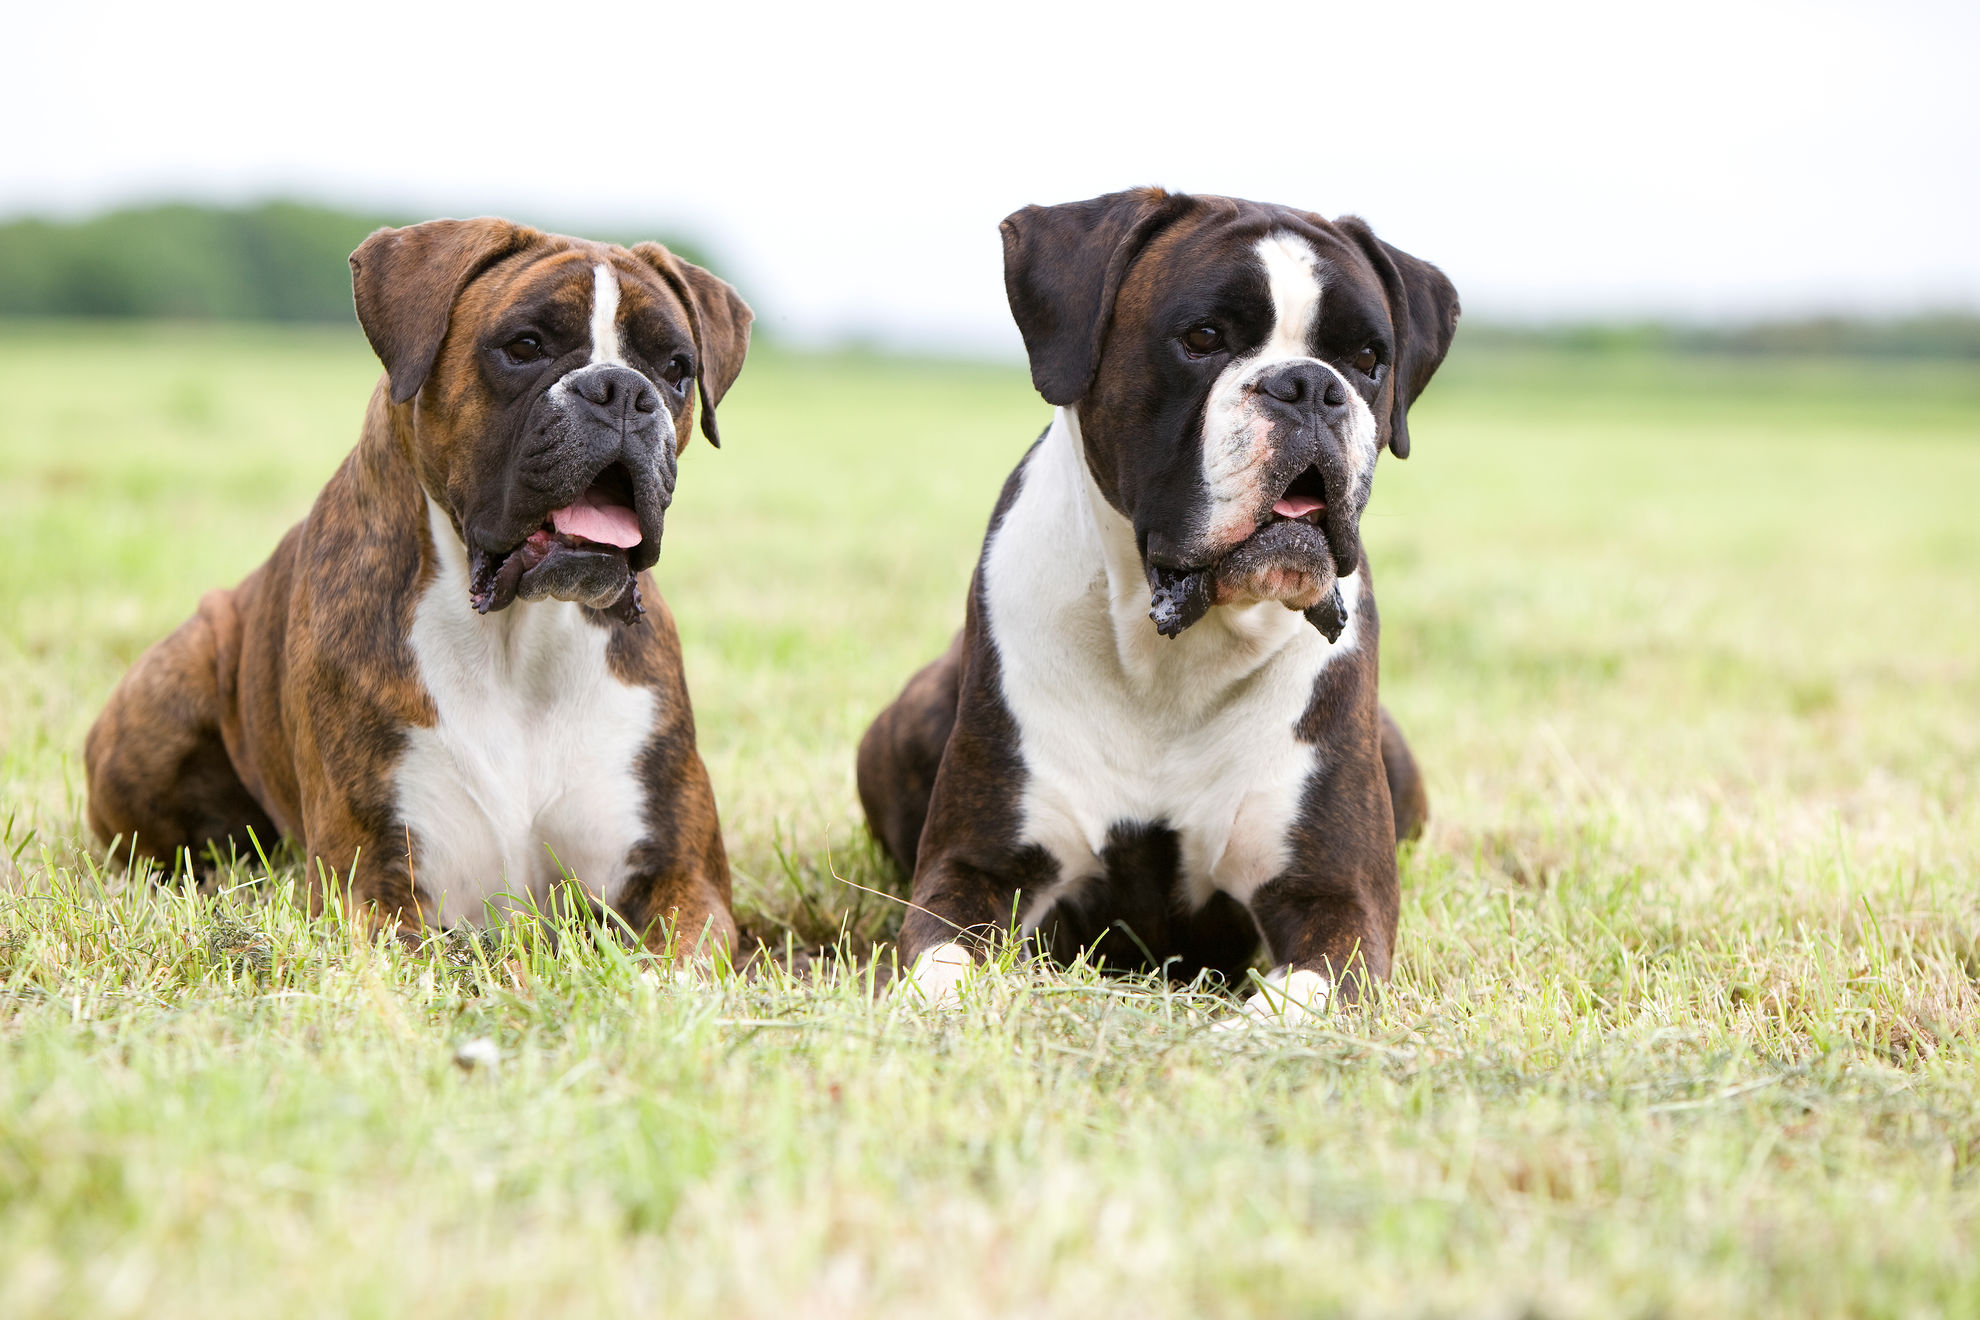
[7,0,1978,352]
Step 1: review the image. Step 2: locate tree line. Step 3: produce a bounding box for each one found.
[0,201,710,322]
[2,201,1973,357]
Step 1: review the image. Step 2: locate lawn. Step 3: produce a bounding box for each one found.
[1,320,1976,1317]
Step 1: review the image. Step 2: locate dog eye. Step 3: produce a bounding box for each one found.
[1180,324,1225,357]
[502,334,545,364]
[1351,346,1381,376]
[661,355,693,387]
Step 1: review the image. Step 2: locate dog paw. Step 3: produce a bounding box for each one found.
[1214,967,1332,1030]
[637,962,703,990]
[900,941,974,1009]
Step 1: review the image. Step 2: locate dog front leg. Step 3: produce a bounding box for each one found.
[607,749,738,966]
[617,866,739,967]
[1239,857,1400,1020]
[295,805,433,949]
[897,856,1040,1005]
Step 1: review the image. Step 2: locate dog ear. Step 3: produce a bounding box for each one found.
[632,243,753,450]
[349,218,539,405]
[1337,217,1460,459]
[1000,188,1193,407]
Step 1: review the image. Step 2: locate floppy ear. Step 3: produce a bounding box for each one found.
[1337,217,1460,459]
[1000,187,1193,406]
[349,218,539,405]
[631,243,753,449]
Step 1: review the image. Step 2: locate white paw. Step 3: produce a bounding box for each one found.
[452,1037,501,1072]
[900,941,974,1008]
[1216,967,1332,1030]
[635,962,701,990]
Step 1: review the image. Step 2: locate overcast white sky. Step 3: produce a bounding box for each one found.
[7,0,1977,351]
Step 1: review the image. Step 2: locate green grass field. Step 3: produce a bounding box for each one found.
[1,321,1977,1317]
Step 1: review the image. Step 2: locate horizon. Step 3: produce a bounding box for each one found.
[9,0,1978,353]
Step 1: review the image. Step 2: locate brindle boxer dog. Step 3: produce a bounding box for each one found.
[858,188,1458,1017]
[86,218,751,955]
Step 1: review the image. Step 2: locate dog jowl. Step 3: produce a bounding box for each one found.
[85,218,751,955]
[858,188,1459,1018]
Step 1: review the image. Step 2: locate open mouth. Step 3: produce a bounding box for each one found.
[467,463,649,622]
[1270,465,1328,526]
[1146,464,1350,642]
[547,461,643,549]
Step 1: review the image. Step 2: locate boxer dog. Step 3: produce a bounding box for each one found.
[86,218,751,955]
[858,188,1458,1017]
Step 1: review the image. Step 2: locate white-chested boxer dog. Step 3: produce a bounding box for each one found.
[87,218,751,954]
[858,188,1457,1016]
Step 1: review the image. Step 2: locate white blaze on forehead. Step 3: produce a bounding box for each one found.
[1254,232,1323,355]
[588,262,626,366]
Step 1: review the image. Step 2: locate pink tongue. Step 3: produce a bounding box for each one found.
[1274,495,1325,518]
[549,494,642,548]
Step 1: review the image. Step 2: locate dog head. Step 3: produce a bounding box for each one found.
[351,218,752,619]
[1001,188,1458,637]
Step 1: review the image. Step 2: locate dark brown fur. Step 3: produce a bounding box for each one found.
[860,189,1456,998]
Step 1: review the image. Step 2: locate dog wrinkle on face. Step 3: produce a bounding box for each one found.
[1201,394,1276,549]
[1198,232,1326,556]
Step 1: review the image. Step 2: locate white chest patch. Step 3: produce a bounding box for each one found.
[981,411,1363,926]
[396,498,656,923]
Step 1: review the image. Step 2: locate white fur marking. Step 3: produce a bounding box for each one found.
[1256,234,1323,356]
[1198,233,1380,552]
[588,263,626,366]
[984,410,1362,931]
[902,941,974,1009]
[1216,966,1333,1029]
[396,498,654,923]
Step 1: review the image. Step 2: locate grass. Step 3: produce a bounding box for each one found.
[1,320,1977,1316]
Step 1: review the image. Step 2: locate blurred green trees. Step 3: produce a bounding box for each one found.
[0,201,711,322]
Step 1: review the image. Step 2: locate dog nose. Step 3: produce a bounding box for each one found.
[1254,362,1348,418]
[568,364,661,417]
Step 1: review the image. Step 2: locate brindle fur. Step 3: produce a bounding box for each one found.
[87,219,750,954]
